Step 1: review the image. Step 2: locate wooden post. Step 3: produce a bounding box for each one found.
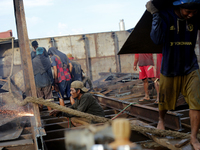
[13,0,42,149]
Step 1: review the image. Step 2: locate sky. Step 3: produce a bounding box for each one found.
[0,0,148,39]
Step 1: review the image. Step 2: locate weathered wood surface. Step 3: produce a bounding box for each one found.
[130,120,193,150]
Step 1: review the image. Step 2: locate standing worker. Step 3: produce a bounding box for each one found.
[82,70,93,91]
[31,40,48,59]
[48,47,72,106]
[32,47,54,111]
[66,53,82,81]
[133,54,159,104]
[147,0,200,149]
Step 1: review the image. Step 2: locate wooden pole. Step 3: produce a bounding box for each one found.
[13,0,42,149]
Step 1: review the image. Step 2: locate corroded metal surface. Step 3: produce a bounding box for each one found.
[94,94,183,131]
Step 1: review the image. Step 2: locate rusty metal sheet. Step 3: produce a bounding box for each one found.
[118,10,162,54]
[94,94,183,131]
[0,139,33,148]
[0,117,26,141]
[118,0,175,55]
[0,115,20,127]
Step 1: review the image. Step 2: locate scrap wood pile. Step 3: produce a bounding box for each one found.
[92,72,187,105]
[93,72,158,101]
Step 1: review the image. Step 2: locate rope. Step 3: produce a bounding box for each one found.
[6,91,197,139]
[130,124,191,139]
[111,102,138,120]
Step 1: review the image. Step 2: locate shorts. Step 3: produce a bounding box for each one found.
[159,69,200,111]
[59,80,72,98]
[139,65,156,79]
[36,84,52,99]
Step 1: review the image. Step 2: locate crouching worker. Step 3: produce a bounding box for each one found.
[50,81,105,122]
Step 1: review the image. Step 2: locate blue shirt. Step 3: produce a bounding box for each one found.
[150,8,199,76]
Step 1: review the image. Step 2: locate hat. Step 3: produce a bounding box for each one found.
[173,0,200,5]
[67,53,74,60]
[36,47,44,55]
[71,81,88,92]
[31,40,38,47]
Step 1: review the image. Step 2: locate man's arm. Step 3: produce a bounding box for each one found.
[150,13,166,45]
[146,0,166,45]
[47,67,54,86]
[61,100,78,117]
[31,51,36,59]
[51,56,59,84]
[133,54,139,71]
[69,62,73,73]
[53,66,58,83]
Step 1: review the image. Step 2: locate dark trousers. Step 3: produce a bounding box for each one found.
[59,79,72,98]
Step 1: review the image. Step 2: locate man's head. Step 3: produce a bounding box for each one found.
[36,47,44,55]
[32,41,38,51]
[70,81,88,99]
[173,0,200,19]
[67,53,74,60]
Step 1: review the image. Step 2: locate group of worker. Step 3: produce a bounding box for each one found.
[31,41,105,118]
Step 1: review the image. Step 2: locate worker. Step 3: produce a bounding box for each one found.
[133,54,159,104]
[66,53,82,81]
[31,40,48,59]
[50,81,105,119]
[82,69,93,91]
[32,47,53,111]
[66,53,82,105]
[147,0,200,149]
[48,47,72,106]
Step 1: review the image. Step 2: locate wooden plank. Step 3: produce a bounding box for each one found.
[13,0,42,149]
[0,139,33,147]
[130,120,193,150]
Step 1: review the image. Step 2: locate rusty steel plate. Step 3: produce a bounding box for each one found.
[118,0,175,54]
[0,117,26,141]
[94,94,183,131]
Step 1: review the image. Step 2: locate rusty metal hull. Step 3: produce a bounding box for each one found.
[94,94,183,131]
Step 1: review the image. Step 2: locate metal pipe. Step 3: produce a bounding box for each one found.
[119,19,125,31]
[94,94,183,131]
[51,37,55,47]
[112,32,121,72]
[82,35,92,80]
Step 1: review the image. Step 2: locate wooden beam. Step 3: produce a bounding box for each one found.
[130,120,192,150]
[13,0,42,149]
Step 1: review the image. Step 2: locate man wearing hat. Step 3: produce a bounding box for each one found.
[32,47,54,111]
[147,0,200,149]
[50,81,105,118]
